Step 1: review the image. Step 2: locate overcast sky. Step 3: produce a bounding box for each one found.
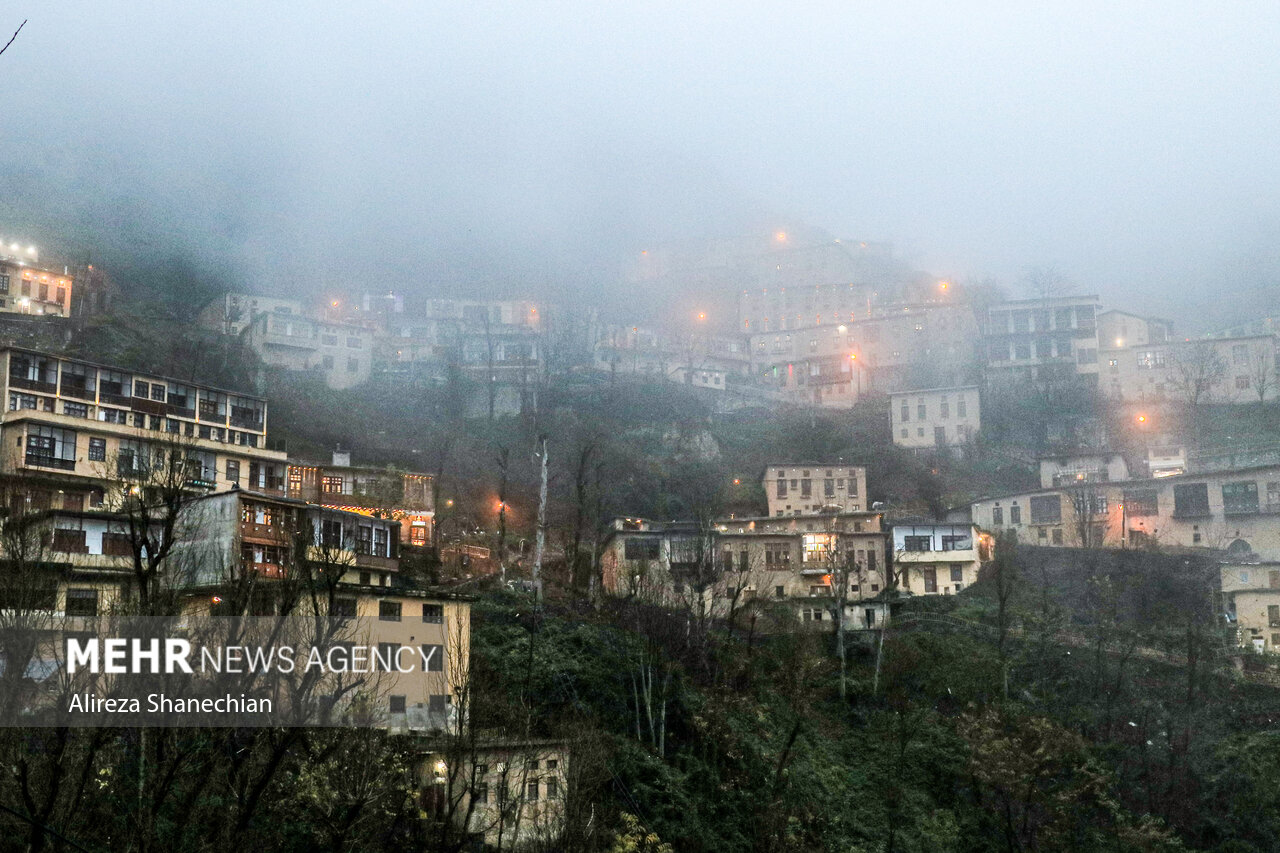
[3,2,1280,328]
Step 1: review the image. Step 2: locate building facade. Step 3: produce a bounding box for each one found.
[0,348,288,512]
[763,463,867,517]
[891,522,990,597]
[1099,334,1280,404]
[287,449,434,546]
[889,386,981,453]
[245,312,374,390]
[984,296,1100,385]
[972,463,1280,560]
[0,259,73,317]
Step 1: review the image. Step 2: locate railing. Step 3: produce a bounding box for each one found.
[60,384,96,401]
[25,454,75,470]
[10,377,56,393]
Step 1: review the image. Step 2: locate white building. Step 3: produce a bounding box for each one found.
[889,386,981,453]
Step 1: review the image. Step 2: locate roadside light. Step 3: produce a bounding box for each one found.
[697,311,707,321]
[211,596,223,604]
[733,478,741,485]
[940,281,949,291]
[446,499,454,507]
[1137,415,1147,424]
[774,230,787,242]
[331,300,339,307]
[850,353,857,360]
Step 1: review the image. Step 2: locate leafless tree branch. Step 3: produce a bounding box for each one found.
[0,20,26,58]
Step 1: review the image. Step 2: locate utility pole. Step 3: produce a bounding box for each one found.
[532,435,548,608]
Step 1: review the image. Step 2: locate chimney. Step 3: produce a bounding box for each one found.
[332,446,351,467]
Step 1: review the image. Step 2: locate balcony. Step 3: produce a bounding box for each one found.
[10,376,57,393]
[25,453,76,471]
[354,552,399,572]
[60,384,96,401]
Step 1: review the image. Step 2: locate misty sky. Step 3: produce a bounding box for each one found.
[3,2,1280,328]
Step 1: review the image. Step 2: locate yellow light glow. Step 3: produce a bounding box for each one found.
[774,230,787,242]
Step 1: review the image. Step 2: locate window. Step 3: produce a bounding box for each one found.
[379,601,402,622]
[0,273,7,293]
[941,533,972,551]
[475,783,489,805]
[1119,488,1156,517]
[133,380,150,398]
[347,336,363,348]
[226,459,240,484]
[776,477,787,498]
[423,603,444,623]
[903,535,932,552]
[331,597,356,622]
[920,568,936,593]
[917,403,926,419]
[775,585,785,598]
[1233,344,1249,365]
[322,355,334,369]
[992,506,1004,526]
[88,437,106,461]
[65,588,98,617]
[800,479,812,498]
[26,426,76,469]
[62,401,88,418]
[546,777,558,798]
[624,538,660,560]
[1029,495,1062,524]
[1009,504,1021,524]
[900,403,909,422]
[389,695,406,714]
[824,478,834,497]
[1173,483,1211,518]
[8,392,35,410]
[320,518,344,547]
[950,564,964,582]
[421,643,444,672]
[348,358,359,373]
[322,475,344,494]
[1051,528,1063,545]
[957,398,967,418]
[1236,375,1251,390]
[1267,482,1280,513]
[526,780,539,801]
[940,399,949,419]
[1223,481,1260,515]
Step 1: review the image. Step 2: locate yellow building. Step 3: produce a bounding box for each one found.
[0,347,288,512]
[0,259,72,317]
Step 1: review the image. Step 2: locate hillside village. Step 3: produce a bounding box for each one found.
[3,231,1280,850]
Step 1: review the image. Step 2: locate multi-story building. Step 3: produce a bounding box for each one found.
[749,301,979,406]
[1037,451,1129,488]
[889,386,981,453]
[244,311,373,390]
[376,299,543,415]
[419,738,570,848]
[1096,309,1172,350]
[971,463,1280,559]
[15,488,470,731]
[714,511,891,629]
[1098,334,1280,404]
[0,258,73,317]
[984,295,1100,385]
[599,511,892,629]
[1221,563,1280,653]
[0,347,287,511]
[890,521,991,597]
[196,293,305,336]
[763,463,867,517]
[287,449,434,546]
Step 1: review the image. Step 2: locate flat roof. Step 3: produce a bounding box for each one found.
[887,385,980,397]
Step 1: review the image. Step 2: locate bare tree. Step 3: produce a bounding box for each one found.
[1249,345,1278,403]
[1168,341,1226,407]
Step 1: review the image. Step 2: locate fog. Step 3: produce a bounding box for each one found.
[3,2,1280,329]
